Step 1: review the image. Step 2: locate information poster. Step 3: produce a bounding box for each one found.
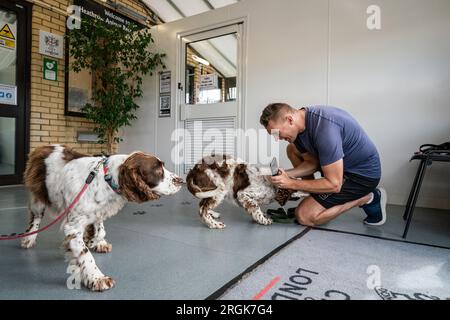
[159,71,171,117]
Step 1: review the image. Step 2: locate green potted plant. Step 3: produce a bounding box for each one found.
[68,18,165,154]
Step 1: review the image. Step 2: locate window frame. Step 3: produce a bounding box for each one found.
[64,0,146,118]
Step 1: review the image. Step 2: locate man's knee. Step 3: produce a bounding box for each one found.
[295,203,318,227]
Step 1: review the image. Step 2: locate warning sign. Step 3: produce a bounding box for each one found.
[0,24,15,39]
[0,24,15,50]
[0,38,15,50]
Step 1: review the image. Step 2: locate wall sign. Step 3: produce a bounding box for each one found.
[159,95,171,117]
[159,71,171,94]
[200,74,218,90]
[39,30,64,58]
[0,23,16,50]
[0,84,17,105]
[43,57,58,81]
[73,0,144,32]
[159,71,171,117]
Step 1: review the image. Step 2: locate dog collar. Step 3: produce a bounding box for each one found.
[102,157,121,194]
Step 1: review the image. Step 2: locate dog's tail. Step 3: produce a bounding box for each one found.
[187,177,219,198]
[193,189,221,198]
[186,168,220,199]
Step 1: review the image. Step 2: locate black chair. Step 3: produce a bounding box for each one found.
[402,143,450,238]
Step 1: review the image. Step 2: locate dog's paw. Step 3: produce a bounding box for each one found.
[257,216,273,225]
[93,241,112,253]
[86,276,115,292]
[20,237,36,249]
[202,215,226,229]
[204,217,226,229]
[208,221,226,229]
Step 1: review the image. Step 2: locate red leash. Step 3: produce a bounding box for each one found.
[0,160,102,241]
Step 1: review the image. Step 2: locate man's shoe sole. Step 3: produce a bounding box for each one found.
[364,187,387,226]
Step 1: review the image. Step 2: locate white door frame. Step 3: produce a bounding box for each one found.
[174,18,247,176]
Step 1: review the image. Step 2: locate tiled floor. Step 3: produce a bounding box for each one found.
[0,186,448,299]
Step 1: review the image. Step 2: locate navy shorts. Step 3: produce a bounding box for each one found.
[312,172,380,209]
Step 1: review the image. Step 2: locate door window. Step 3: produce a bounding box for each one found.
[0,9,17,104]
[185,33,237,105]
[0,1,30,185]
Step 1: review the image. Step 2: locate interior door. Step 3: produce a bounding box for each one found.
[179,23,245,173]
[0,0,31,185]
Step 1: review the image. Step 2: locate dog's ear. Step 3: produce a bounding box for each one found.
[274,188,295,206]
[118,154,161,203]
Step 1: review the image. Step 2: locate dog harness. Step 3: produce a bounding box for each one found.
[0,159,105,240]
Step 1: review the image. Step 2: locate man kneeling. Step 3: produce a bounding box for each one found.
[260,103,387,227]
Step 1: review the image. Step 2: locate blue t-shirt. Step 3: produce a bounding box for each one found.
[293,106,381,179]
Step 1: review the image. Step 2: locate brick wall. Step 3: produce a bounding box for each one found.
[27,0,150,155]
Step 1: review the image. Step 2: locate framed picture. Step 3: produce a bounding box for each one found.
[159,71,171,94]
[159,94,171,117]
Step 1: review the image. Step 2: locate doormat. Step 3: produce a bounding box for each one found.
[218,229,450,300]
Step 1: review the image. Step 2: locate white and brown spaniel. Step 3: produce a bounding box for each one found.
[21,144,183,291]
[186,155,308,229]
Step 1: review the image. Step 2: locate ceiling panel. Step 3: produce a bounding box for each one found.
[143,0,183,22]
[190,36,237,78]
[208,0,239,9]
[143,0,240,23]
[171,0,210,17]
[208,35,237,68]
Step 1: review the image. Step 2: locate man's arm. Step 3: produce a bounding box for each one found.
[270,159,344,194]
[285,152,320,178]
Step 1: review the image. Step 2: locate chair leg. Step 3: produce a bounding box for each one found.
[403,161,424,221]
[402,160,428,238]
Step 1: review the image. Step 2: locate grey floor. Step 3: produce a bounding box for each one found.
[0,186,449,299]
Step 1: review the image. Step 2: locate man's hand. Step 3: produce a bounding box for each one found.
[268,168,295,189]
[268,160,344,194]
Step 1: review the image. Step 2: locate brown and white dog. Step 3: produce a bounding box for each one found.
[21,144,183,291]
[186,155,308,229]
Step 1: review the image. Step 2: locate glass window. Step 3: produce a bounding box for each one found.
[0,9,17,87]
[185,33,237,105]
[67,54,94,115]
[0,117,15,175]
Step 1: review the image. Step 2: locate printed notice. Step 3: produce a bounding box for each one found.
[0,84,17,105]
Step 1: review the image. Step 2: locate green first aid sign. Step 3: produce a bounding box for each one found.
[43,57,57,81]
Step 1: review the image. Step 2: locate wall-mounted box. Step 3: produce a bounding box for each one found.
[77,131,99,142]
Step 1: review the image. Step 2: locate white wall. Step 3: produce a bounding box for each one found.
[121,0,450,209]
[328,0,450,209]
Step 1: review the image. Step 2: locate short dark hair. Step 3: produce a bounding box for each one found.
[259,103,295,127]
